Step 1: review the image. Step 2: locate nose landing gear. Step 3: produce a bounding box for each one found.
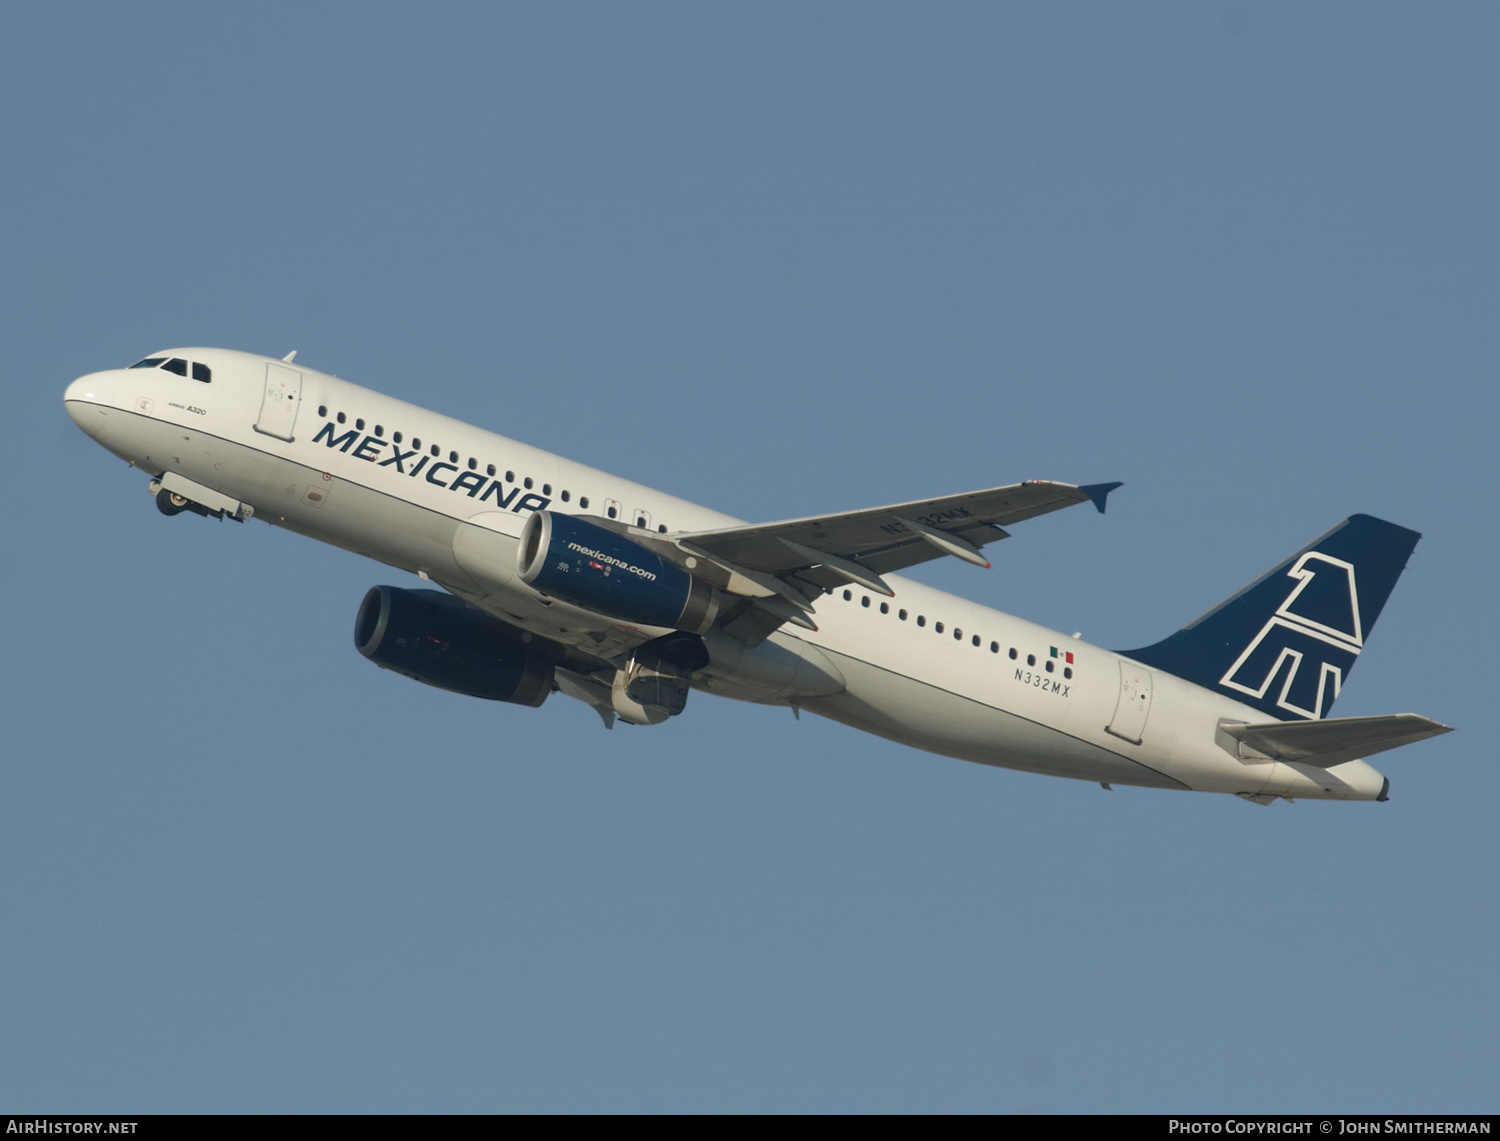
[149,479,229,520]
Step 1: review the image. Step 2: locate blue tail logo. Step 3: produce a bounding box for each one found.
[1122,515,1420,721]
[1218,552,1362,718]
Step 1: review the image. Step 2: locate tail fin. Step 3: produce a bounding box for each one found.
[1121,514,1421,721]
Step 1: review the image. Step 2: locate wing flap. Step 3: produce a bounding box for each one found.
[1219,714,1452,768]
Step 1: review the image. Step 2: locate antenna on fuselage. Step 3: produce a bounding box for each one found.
[282,351,297,362]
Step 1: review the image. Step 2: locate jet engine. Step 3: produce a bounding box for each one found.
[518,511,721,633]
[354,586,554,706]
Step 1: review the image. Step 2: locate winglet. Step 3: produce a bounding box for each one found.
[1079,481,1123,514]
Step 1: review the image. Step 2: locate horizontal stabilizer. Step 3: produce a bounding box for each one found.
[1219,714,1452,769]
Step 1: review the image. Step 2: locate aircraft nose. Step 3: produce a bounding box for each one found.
[65,373,111,437]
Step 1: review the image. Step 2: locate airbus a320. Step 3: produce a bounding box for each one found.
[63,348,1451,804]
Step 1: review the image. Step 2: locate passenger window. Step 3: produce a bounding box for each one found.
[560,490,570,502]
[917,616,926,627]
[990,642,999,653]
[338,412,347,424]
[607,505,617,519]
[658,524,667,533]
[972,635,980,647]
[953,628,962,640]
[580,497,589,509]
[467,458,477,470]
[163,358,188,377]
[1064,667,1073,679]
[543,484,552,495]
[936,622,944,634]
[449,451,458,463]
[430,445,439,457]
[1027,654,1035,666]
[318,405,327,417]
[1045,660,1054,673]
[898,610,907,620]
[487,464,495,476]
[524,477,533,489]
[356,419,365,430]
[880,602,889,614]
[842,590,852,601]
[1009,648,1018,660]
[394,432,402,443]
[861,596,870,608]
[375,425,384,437]
[191,362,211,383]
[129,358,166,369]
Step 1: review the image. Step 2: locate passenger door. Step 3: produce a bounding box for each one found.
[255,363,303,441]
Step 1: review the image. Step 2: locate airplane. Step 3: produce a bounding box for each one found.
[63,347,1451,804]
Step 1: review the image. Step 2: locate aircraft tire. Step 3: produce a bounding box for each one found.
[156,488,190,516]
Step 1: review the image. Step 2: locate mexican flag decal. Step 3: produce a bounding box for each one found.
[1050,646,1074,664]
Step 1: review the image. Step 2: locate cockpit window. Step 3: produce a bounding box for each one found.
[192,362,211,383]
[130,357,167,369]
[162,358,188,377]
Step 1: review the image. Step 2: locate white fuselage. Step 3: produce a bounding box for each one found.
[64,348,1388,801]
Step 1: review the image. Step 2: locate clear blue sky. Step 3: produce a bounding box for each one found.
[2,2,1494,1112]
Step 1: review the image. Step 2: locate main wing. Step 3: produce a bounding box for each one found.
[685,479,1120,577]
[609,479,1122,644]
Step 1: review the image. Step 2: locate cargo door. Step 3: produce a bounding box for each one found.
[255,363,303,441]
[1106,661,1153,744]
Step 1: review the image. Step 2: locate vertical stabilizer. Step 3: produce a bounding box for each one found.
[1120,515,1420,721]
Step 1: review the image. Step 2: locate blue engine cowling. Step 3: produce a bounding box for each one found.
[354,586,554,706]
[517,511,721,634]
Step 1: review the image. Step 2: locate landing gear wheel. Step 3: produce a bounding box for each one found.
[156,488,190,516]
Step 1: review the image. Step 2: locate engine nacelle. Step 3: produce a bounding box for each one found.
[354,586,554,706]
[518,511,721,634]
